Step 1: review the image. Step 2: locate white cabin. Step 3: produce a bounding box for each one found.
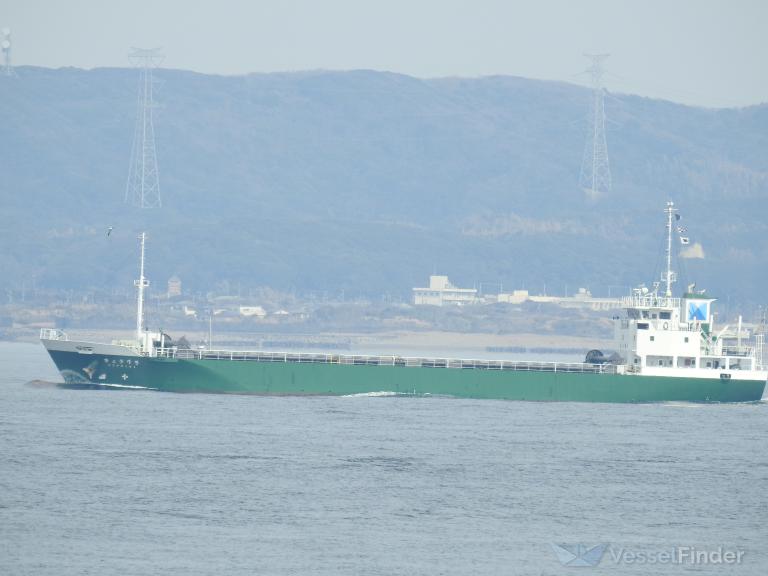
[611,202,765,381]
[613,290,760,374]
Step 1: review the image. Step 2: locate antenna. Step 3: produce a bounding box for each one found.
[579,54,611,199]
[663,201,677,298]
[134,232,150,345]
[1,28,14,77]
[125,48,163,208]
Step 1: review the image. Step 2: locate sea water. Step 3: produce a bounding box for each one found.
[1,341,766,575]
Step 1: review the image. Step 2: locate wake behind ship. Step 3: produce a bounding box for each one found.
[41,204,767,402]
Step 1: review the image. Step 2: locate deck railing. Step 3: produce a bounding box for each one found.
[154,347,616,374]
[618,319,698,331]
[721,345,754,357]
[39,328,68,341]
[622,295,681,310]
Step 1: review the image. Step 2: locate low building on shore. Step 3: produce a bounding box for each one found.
[413,275,478,306]
[496,287,622,310]
[239,305,267,318]
[167,276,182,298]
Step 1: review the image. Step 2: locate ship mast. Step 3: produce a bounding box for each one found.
[134,232,150,345]
[664,201,676,298]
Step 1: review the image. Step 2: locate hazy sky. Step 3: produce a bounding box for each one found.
[2,0,766,107]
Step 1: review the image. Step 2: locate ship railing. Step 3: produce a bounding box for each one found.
[621,295,681,310]
[756,334,766,371]
[619,319,699,331]
[154,347,617,374]
[721,345,753,357]
[40,328,68,341]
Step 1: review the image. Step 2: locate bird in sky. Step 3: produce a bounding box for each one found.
[107,226,113,237]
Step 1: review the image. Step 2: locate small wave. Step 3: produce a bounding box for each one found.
[341,391,399,397]
[662,399,767,407]
[343,456,416,471]
[102,383,154,390]
[660,402,708,408]
[24,379,59,388]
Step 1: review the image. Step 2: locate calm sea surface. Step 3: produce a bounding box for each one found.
[1,341,766,575]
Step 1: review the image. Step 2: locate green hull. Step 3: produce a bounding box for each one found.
[45,349,766,403]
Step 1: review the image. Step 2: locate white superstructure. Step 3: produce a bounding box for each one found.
[613,202,766,382]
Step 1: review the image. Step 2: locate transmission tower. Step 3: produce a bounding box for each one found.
[125,48,163,208]
[579,54,611,199]
[1,28,14,77]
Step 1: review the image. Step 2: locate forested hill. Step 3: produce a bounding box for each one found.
[1,67,766,306]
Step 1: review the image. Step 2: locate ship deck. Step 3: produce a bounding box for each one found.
[154,348,618,374]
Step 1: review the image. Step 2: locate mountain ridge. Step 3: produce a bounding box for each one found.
[1,66,766,307]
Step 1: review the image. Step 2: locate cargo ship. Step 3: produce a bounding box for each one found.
[40,203,767,402]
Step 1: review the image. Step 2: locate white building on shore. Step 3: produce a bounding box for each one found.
[497,287,622,310]
[413,275,478,306]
